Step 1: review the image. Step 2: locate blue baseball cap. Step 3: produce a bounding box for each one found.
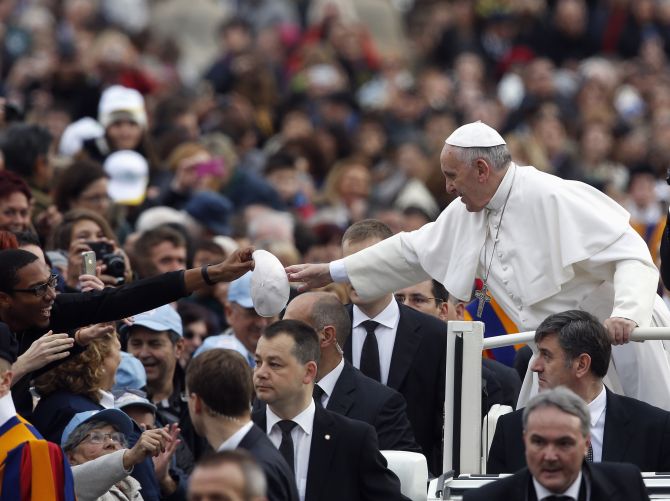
[227,271,253,308]
[113,351,146,391]
[61,409,134,448]
[124,304,183,337]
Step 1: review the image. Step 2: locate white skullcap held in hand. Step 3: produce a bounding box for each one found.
[251,250,290,317]
[445,121,506,148]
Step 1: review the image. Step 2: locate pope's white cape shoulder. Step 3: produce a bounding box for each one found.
[343,166,636,305]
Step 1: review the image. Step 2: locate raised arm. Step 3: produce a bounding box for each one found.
[51,247,254,333]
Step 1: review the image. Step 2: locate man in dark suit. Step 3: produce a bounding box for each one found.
[185,348,298,501]
[252,319,407,501]
[394,278,522,412]
[466,387,650,501]
[282,291,420,454]
[488,310,670,474]
[339,219,446,474]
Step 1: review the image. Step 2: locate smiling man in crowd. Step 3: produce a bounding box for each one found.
[0,246,252,420]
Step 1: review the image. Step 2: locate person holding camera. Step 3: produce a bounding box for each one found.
[52,158,134,245]
[48,208,133,289]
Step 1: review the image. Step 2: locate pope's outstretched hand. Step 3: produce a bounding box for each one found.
[286,263,333,292]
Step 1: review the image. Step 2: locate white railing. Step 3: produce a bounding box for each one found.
[482,328,670,350]
[443,323,670,476]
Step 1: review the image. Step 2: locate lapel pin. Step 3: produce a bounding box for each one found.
[325,434,331,440]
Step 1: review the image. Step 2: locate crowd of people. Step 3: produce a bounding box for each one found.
[0,0,669,500]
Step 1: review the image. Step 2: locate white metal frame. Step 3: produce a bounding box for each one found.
[443,323,670,475]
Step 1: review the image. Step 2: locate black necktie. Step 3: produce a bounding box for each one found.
[543,496,574,501]
[586,442,593,462]
[360,320,381,382]
[277,420,297,473]
[313,384,325,407]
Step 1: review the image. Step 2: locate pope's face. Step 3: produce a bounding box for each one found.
[524,405,589,494]
[440,145,488,212]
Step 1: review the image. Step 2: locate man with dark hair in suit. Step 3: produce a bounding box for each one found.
[488,310,670,474]
[465,387,650,501]
[282,291,420,453]
[252,319,406,501]
[186,349,298,501]
[338,219,446,474]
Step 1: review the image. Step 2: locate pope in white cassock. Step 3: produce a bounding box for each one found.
[287,121,670,411]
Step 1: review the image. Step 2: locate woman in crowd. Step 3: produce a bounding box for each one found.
[31,329,121,443]
[52,158,132,243]
[62,408,174,501]
[49,208,133,289]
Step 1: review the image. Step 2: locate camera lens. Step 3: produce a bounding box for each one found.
[104,254,126,278]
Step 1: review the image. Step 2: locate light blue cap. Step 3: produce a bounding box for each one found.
[115,390,157,414]
[227,271,253,308]
[127,304,183,336]
[113,351,146,391]
[61,408,134,448]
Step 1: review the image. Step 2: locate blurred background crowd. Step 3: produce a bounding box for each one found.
[1,0,669,273]
[0,0,669,499]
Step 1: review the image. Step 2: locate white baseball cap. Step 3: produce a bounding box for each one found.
[98,85,147,129]
[104,150,149,205]
[59,117,105,157]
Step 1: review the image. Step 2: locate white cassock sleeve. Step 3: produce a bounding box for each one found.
[611,259,658,326]
[340,233,432,300]
[573,229,658,327]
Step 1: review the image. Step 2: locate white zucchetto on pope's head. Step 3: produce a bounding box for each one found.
[445,121,507,148]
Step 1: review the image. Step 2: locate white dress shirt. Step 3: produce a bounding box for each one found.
[315,358,345,408]
[267,400,315,501]
[217,421,254,451]
[533,471,582,501]
[588,386,607,462]
[351,299,400,385]
[0,392,16,427]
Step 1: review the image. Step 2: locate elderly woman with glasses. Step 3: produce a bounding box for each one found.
[62,409,171,501]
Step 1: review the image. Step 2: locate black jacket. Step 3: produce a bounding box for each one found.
[326,361,421,453]
[345,302,446,475]
[238,423,299,501]
[253,404,407,501]
[463,462,650,501]
[487,388,670,474]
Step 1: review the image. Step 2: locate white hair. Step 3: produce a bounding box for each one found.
[451,144,512,171]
